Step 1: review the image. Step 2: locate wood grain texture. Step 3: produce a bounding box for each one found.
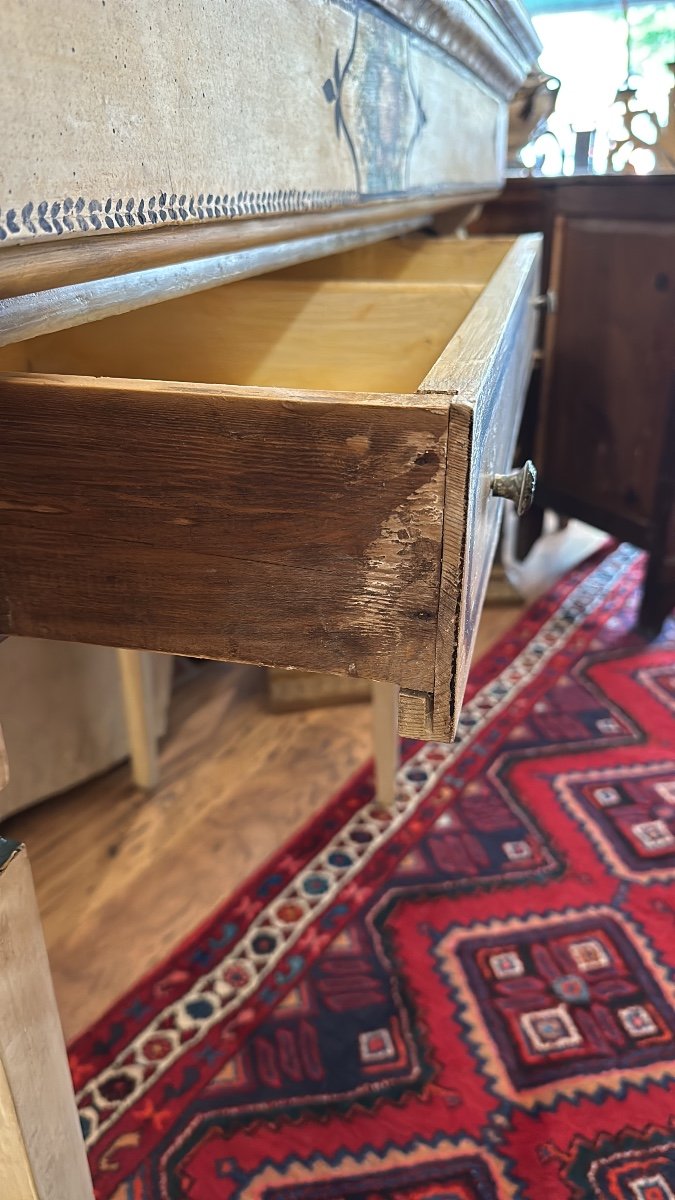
[0,195,497,302]
[0,219,426,349]
[0,233,540,737]
[0,377,449,691]
[398,688,433,737]
[267,669,371,711]
[476,174,675,635]
[4,665,378,1041]
[0,1055,39,1200]
[0,845,93,1199]
[2,277,478,393]
[421,234,542,738]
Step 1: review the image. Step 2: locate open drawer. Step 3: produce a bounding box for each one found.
[0,233,541,740]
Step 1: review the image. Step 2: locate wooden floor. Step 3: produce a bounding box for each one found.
[3,605,520,1043]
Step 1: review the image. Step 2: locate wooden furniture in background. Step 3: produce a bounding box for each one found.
[0,828,92,1197]
[471,175,675,633]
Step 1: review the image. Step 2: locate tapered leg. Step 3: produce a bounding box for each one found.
[117,648,160,789]
[0,840,94,1200]
[371,681,400,809]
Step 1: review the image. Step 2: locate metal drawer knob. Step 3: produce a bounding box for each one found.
[491,460,537,517]
[532,290,557,314]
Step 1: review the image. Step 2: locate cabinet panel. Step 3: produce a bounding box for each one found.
[540,217,675,530]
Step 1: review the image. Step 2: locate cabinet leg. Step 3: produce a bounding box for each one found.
[638,550,675,640]
[117,648,159,789]
[372,682,399,809]
[0,841,93,1199]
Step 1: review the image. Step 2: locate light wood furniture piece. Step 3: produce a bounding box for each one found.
[0,2,540,1194]
[116,650,162,790]
[472,174,675,634]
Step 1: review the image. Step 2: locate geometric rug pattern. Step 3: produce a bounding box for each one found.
[70,544,675,1199]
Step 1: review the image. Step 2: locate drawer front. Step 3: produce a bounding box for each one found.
[0,234,540,742]
[0,378,449,692]
[418,234,541,741]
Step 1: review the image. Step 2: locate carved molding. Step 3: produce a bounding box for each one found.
[373,0,542,100]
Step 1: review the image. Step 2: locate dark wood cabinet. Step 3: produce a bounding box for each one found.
[471,175,675,633]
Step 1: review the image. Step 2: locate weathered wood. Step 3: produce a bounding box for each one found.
[420,234,541,739]
[0,841,94,1199]
[0,377,448,691]
[1,277,478,393]
[398,688,433,738]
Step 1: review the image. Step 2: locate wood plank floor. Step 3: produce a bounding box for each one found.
[3,606,520,1043]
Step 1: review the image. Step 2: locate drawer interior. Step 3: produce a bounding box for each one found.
[0,236,515,395]
[271,233,515,283]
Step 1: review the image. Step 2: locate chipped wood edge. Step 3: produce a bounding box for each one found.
[432,400,473,742]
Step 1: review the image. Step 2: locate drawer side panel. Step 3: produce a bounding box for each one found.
[422,235,542,739]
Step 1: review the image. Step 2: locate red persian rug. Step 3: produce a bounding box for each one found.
[71,543,675,1200]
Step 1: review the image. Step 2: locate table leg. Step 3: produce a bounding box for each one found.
[0,840,94,1200]
[117,648,160,789]
[371,681,400,809]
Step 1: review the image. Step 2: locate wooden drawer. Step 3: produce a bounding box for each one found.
[0,233,541,740]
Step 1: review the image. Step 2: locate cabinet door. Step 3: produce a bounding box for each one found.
[538,216,675,542]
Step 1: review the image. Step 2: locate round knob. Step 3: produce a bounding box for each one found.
[491,460,537,517]
[531,290,557,314]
